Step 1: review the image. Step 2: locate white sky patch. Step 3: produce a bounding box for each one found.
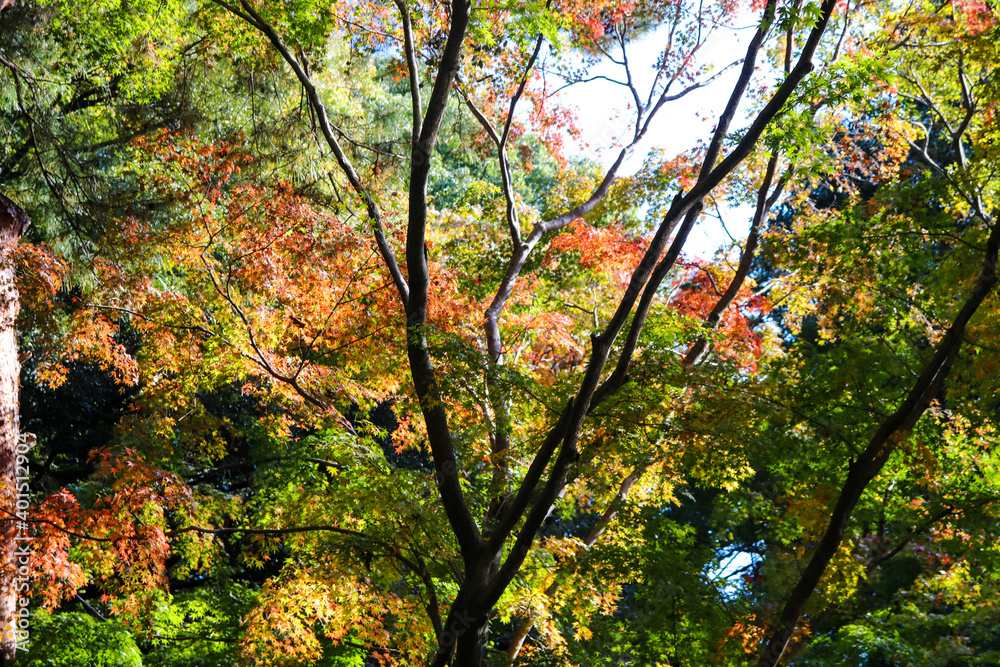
[712,549,758,596]
[554,12,764,258]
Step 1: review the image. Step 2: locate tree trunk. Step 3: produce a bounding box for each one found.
[454,614,489,666]
[429,549,500,667]
[430,594,490,667]
[0,194,27,666]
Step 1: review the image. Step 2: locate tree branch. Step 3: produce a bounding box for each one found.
[211,0,409,308]
[682,155,789,366]
[400,0,483,569]
[485,0,837,627]
[754,208,1000,666]
[393,0,423,142]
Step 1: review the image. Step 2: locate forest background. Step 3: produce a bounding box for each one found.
[1,0,1000,666]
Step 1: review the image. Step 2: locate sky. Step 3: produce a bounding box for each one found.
[556,11,762,258]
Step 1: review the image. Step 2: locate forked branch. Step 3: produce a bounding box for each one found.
[489,0,839,605]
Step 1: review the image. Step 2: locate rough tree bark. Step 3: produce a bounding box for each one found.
[0,194,27,666]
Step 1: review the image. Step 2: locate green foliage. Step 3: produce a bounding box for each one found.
[20,611,142,667]
[143,586,255,667]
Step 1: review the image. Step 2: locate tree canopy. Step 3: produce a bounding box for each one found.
[2,0,1000,666]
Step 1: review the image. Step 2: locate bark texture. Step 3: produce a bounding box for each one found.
[0,194,26,666]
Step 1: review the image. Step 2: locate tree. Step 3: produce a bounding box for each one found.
[197,0,845,663]
[751,3,1000,662]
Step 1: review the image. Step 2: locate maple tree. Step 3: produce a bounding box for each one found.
[1,0,1000,666]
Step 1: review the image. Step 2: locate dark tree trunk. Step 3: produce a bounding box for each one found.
[455,615,489,666]
[429,549,501,667]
